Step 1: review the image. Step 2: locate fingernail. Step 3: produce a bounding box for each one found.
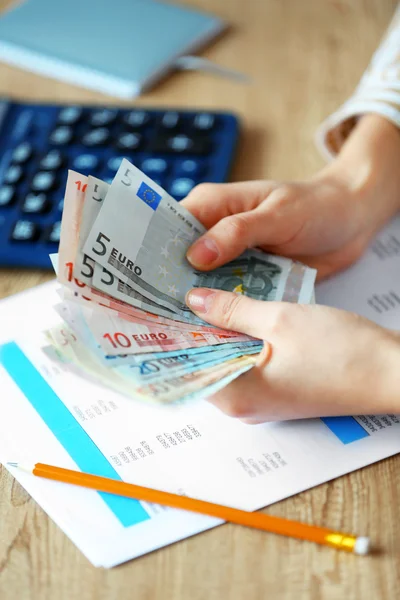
[186,288,216,314]
[187,237,219,267]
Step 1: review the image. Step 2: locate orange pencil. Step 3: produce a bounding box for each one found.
[7,461,370,555]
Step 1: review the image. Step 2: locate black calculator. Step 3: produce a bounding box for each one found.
[0,100,240,270]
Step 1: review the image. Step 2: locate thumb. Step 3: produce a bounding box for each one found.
[186,288,277,339]
[186,209,271,271]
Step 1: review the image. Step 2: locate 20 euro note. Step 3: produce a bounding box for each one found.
[135,354,258,404]
[56,293,262,384]
[83,159,317,323]
[117,343,263,385]
[51,318,262,387]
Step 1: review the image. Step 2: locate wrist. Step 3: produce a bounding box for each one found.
[324,115,400,229]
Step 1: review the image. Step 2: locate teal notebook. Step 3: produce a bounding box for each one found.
[0,0,225,97]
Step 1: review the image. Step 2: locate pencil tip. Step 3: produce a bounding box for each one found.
[6,462,18,467]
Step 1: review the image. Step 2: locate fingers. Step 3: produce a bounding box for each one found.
[181,180,273,228]
[185,182,306,271]
[186,288,283,338]
[217,345,273,422]
[207,367,272,421]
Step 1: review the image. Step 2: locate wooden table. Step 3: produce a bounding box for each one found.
[1,0,399,597]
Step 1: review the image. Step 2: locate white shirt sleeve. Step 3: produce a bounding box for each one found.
[316,5,400,160]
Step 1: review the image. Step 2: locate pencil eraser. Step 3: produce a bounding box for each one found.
[354,537,370,555]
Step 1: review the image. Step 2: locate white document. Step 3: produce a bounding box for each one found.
[316,214,400,330]
[1,216,400,568]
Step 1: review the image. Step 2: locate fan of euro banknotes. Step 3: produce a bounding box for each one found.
[45,158,316,404]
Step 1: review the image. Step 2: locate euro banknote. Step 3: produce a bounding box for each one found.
[83,159,316,321]
[82,304,254,356]
[48,159,317,404]
[45,323,258,404]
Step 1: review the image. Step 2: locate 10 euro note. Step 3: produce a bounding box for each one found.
[45,323,258,404]
[81,304,254,356]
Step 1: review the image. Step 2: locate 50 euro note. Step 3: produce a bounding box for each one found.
[83,159,316,323]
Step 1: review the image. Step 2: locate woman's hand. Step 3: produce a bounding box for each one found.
[186,288,400,422]
[183,115,400,280]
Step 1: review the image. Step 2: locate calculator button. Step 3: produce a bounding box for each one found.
[73,154,99,171]
[107,156,125,172]
[4,165,23,185]
[141,158,168,175]
[89,109,118,127]
[81,128,110,147]
[12,142,33,164]
[192,113,216,131]
[21,193,50,214]
[159,111,180,129]
[49,126,74,145]
[46,221,61,244]
[115,132,142,151]
[0,185,16,207]
[39,150,64,170]
[10,220,40,242]
[168,135,192,152]
[57,106,83,125]
[149,134,210,155]
[31,171,57,193]
[176,159,202,176]
[123,110,150,129]
[169,178,196,198]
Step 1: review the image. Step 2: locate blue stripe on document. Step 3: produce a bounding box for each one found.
[0,342,150,527]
